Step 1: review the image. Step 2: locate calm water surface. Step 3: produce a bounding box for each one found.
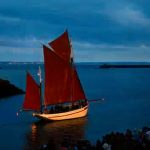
[0,63,150,150]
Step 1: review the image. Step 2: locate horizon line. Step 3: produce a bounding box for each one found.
[0,61,150,63]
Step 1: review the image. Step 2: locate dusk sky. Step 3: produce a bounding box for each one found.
[0,0,150,62]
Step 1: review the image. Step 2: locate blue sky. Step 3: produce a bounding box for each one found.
[0,0,150,62]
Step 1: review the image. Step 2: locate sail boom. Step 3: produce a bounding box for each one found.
[20,109,39,111]
[88,98,105,103]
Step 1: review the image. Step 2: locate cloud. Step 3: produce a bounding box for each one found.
[74,45,150,62]
[0,0,149,46]
[97,2,150,27]
[0,46,43,62]
[1,36,150,52]
[112,7,150,26]
[0,39,149,62]
[1,37,149,51]
[140,44,147,49]
[0,15,21,23]
[0,0,150,61]
[74,42,129,50]
[74,41,150,51]
[0,37,51,48]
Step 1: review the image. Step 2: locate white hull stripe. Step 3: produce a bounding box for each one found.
[48,106,88,118]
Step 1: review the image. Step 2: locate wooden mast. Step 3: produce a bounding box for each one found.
[70,35,74,106]
[38,66,43,114]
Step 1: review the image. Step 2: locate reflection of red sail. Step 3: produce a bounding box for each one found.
[73,67,86,103]
[48,30,71,62]
[43,45,71,106]
[22,71,40,110]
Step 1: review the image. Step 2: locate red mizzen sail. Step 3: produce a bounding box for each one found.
[73,66,86,103]
[48,30,71,62]
[43,45,71,106]
[22,71,40,110]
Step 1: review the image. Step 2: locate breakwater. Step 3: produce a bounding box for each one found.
[100,64,150,68]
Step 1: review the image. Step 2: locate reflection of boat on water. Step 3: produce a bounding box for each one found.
[18,30,104,121]
[24,117,88,149]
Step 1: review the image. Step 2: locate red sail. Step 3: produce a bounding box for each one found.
[48,30,71,62]
[43,45,71,106]
[22,71,40,110]
[73,67,86,103]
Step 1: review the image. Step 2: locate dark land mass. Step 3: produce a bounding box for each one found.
[100,64,150,68]
[0,78,25,98]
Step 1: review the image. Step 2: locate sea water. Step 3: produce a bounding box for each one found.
[0,62,150,149]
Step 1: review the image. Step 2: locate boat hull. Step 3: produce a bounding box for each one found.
[33,105,88,121]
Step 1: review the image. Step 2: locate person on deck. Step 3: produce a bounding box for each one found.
[71,104,75,110]
[54,105,57,111]
[82,100,87,107]
[44,107,49,114]
[85,99,88,105]
[50,107,54,113]
[60,104,64,112]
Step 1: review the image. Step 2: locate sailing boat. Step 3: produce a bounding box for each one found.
[19,30,104,121]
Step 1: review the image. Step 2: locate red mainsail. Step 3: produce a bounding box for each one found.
[73,66,86,103]
[22,71,40,110]
[43,45,72,106]
[48,30,71,62]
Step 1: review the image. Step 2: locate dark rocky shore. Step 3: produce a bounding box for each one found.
[100,64,150,68]
[37,126,150,150]
[0,78,25,98]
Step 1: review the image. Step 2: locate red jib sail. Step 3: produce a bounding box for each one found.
[43,45,71,106]
[22,71,40,110]
[48,30,71,62]
[73,66,86,103]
